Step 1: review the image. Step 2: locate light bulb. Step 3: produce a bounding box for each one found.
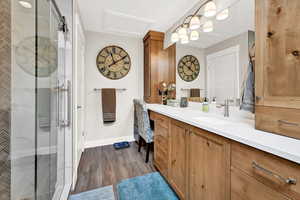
[189,16,201,30]
[204,1,217,18]
[203,21,213,32]
[181,35,189,44]
[19,0,32,8]
[178,26,188,39]
[190,30,199,41]
[216,8,229,20]
[171,32,179,43]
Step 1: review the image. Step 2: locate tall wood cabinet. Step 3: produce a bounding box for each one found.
[143,31,176,103]
[255,0,300,139]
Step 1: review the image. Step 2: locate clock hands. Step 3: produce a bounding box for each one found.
[108,55,128,68]
[110,53,116,63]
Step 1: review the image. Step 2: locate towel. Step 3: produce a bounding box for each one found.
[240,58,255,113]
[102,88,116,123]
[190,89,200,97]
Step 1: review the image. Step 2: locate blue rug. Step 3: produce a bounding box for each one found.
[117,172,179,200]
[69,185,115,200]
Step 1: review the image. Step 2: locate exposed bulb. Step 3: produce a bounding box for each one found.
[171,32,179,43]
[190,30,199,41]
[216,8,229,20]
[203,21,213,32]
[189,16,201,30]
[181,35,189,44]
[178,26,188,39]
[204,1,217,18]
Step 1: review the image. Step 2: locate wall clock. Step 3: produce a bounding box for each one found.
[178,55,200,82]
[15,36,57,77]
[96,45,131,80]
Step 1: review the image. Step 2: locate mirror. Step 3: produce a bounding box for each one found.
[166,0,255,111]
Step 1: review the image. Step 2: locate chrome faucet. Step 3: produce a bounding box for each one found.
[217,99,233,117]
[224,99,229,117]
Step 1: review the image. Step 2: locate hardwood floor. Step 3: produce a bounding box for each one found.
[72,142,156,194]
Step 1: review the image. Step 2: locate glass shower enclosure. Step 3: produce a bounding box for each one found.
[11,0,72,199]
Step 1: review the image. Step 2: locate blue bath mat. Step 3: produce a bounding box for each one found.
[69,185,115,200]
[117,172,179,200]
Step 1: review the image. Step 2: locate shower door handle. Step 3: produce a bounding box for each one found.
[60,80,71,128]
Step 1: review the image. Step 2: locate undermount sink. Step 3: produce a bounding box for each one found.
[193,116,229,126]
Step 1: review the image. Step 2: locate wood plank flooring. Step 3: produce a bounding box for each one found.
[72,142,156,194]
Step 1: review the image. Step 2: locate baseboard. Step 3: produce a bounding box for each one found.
[11,145,57,160]
[84,135,135,149]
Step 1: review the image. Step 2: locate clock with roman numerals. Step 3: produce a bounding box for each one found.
[178,55,200,82]
[96,45,131,80]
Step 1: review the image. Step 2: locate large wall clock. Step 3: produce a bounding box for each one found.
[178,55,200,82]
[96,45,131,80]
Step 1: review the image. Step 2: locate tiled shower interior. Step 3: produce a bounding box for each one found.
[0,0,11,199]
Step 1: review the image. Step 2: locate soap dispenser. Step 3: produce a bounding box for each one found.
[202,97,209,112]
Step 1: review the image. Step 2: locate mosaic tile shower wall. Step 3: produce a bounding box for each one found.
[0,0,11,199]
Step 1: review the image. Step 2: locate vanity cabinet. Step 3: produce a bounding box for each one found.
[169,120,189,200]
[189,127,231,200]
[255,0,300,139]
[143,31,176,103]
[150,111,300,200]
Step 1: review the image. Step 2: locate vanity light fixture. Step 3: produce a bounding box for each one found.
[170,0,234,45]
[171,32,179,42]
[189,15,201,30]
[181,35,189,44]
[19,0,32,8]
[190,30,199,41]
[178,26,188,39]
[203,21,213,32]
[216,8,229,20]
[204,1,217,17]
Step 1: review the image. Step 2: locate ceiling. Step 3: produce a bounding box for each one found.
[77,0,200,37]
[177,0,255,48]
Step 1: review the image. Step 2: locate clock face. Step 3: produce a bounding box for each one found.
[178,55,200,82]
[96,46,131,80]
[15,36,57,77]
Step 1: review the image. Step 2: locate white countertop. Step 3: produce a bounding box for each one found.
[147,104,300,164]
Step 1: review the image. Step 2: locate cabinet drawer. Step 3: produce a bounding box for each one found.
[231,167,291,200]
[154,146,169,178]
[151,112,169,129]
[256,106,300,139]
[154,135,168,154]
[155,122,169,138]
[232,142,300,199]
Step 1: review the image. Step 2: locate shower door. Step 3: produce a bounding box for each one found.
[36,0,69,199]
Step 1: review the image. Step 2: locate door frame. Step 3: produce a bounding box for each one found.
[72,12,86,189]
[206,45,240,101]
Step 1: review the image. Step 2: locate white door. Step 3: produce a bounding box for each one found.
[207,46,240,104]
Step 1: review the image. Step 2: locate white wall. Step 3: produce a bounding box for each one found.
[176,44,206,98]
[84,31,143,148]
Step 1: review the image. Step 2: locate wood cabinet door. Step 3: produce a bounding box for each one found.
[144,40,151,102]
[189,129,231,200]
[255,0,300,109]
[169,120,188,199]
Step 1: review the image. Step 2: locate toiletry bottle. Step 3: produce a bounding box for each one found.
[202,97,209,112]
